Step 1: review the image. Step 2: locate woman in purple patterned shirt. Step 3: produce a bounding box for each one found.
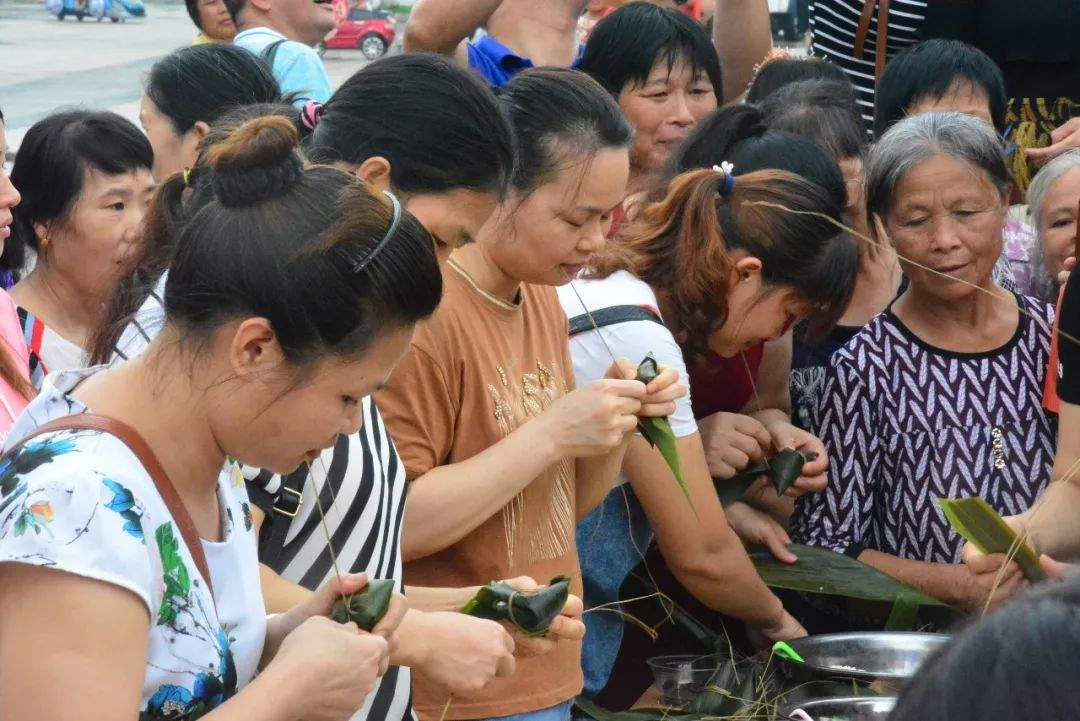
[791,111,1057,613]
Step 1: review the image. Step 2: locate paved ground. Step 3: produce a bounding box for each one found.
[0,0,387,157]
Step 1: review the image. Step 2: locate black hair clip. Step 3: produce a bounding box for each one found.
[353,190,402,273]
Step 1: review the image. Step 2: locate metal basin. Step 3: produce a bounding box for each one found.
[779,696,896,721]
[779,632,948,689]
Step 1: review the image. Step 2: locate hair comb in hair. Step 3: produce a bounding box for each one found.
[713,162,735,197]
[353,190,402,273]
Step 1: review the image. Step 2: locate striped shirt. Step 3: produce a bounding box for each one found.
[250,398,413,721]
[809,0,928,128]
[112,274,414,721]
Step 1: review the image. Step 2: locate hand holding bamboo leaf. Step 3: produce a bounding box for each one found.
[718,449,820,506]
[632,355,692,508]
[940,497,1047,582]
[536,371,645,459]
[331,578,398,630]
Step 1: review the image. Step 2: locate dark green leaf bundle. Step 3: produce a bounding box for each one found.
[718,448,818,506]
[635,355,692,509]
[461,576,570,634]
[331,578,396,631]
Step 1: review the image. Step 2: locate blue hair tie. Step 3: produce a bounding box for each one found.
[353,190,402,273]
[712,162,735,197]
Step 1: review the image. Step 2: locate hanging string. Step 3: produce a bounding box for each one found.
[744,200,1080,350]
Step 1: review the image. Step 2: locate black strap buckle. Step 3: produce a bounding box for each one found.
[272,485,303,518]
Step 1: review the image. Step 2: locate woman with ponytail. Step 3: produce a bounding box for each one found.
[640,104,845,530]
[563,163,855,706]
[0,116,431,721]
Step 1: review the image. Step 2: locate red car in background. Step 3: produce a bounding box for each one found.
[325,0,396,58]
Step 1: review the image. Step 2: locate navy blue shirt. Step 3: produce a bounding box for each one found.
[467,35,583,87]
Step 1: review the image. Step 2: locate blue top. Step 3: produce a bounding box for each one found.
[577,486,653,697]
[467,35,583,87]
[234,28,332,108]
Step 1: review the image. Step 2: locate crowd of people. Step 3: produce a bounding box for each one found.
[1,0,1080,720]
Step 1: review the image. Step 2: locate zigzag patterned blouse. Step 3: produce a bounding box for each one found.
[791,294,1057,563]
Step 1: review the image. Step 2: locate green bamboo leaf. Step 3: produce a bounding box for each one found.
[331,578,396,631]
[635,355,692,510]
[938,496,1047,582]
[462,576,571,634]
[748,544,949,609]
[769,448,813,496]
[687,660,762,716]
[884,589,920,631]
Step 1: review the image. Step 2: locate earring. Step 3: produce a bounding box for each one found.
[39,236,49,249]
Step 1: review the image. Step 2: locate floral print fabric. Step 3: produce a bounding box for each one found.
[0,368,265,719]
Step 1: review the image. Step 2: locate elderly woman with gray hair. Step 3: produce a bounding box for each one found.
[790,112,1058,612]
[1009,151,1080,302]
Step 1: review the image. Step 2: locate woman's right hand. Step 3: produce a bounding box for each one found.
[408,611,516,694]
[697,412,771,479]
[748,608,806,647]
[270,616,390,721]
[540,360,645,458]
[499,576,587,657]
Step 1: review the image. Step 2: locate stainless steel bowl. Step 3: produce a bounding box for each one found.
[779,696,896,721]
[782,632,948,682]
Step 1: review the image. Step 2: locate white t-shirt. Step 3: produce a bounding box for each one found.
[0,368,266,718]
[557,270,697,439]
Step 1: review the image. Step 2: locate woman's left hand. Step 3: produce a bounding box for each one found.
[603,358,684,418]
[499,577,586,658]
[725,501,797,564]
[764,421,829,496]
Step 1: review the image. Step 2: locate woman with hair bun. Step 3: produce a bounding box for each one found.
[0,115,436,721]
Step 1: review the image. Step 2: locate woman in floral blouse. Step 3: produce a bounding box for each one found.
[0,116,428,721]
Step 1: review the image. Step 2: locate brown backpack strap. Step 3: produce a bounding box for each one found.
[13,414,215,603]
[854,0,891,80]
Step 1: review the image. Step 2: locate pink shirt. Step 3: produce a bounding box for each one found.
[0,290,31,439]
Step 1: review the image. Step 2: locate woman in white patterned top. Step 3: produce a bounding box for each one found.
[0,116,438,721]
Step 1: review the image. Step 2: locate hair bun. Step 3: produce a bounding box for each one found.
[204,115,304,207]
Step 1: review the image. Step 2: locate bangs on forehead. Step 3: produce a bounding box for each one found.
[581,2,723,99]
[637,41,711,86]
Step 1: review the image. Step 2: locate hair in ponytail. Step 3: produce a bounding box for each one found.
[305,53,514,198]
[590,167,857,357]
